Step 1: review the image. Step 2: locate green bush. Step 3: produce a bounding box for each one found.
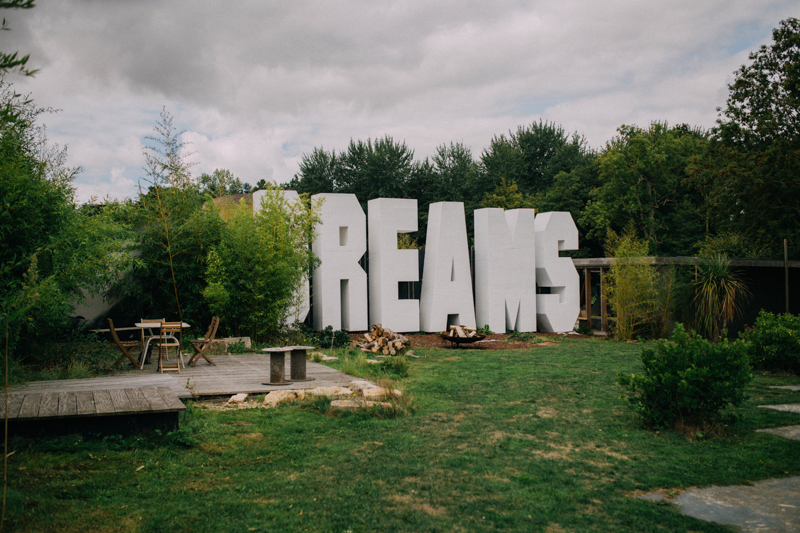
[618,324,752,429]
[743,311,800,374]
[202,188,320,343]
[316,326,351,349]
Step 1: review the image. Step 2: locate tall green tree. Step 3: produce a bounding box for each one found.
[203,187,320,341]
[109,109,223,326]
[0,79,124,365]
[581,122,708,256]
[478,120,593,198]
[338,135,416,209]
[285,147,340,195]
[535,162,602,257]
[688,17,800,258]
[199,168,245,198]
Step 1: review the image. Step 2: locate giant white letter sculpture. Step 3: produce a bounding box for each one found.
[253,189,310,325]
[535,212,579,332]
[474,208,537,333]
[311,193,368,331]
[368,198,419,332]
[419,202,476,332]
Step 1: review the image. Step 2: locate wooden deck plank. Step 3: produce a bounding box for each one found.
[1,394,24,420]
[76,390,96,416]
[13,374,178,393]
[18,394,42,419]
[125,388,151,412]
[93,390,115,415]
[57,392,76,417]
[38,392,59,418]
[109,389,134,414]
[9,355,361,402]
[156,387,186,411]
[140,388,169,411]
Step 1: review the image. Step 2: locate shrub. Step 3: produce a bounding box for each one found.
[604,225,658,340]
[315,326,351,349]
[618,324,752,429]
[202,188,320,343]
[692,255,749,340]
[743,311,800,374]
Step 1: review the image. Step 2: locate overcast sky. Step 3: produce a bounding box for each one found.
[3,1,797,203]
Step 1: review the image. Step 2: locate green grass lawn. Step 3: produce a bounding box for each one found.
[7,339,800,532]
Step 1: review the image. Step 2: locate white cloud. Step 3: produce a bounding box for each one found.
[2,0,797,202]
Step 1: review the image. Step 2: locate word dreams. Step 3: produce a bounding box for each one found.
[254,191,579,334]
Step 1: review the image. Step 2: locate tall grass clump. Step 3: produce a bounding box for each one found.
[604,225,671,339]
[692,254,749,340]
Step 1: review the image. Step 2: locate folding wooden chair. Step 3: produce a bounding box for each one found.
[188,317,219,367]
[108,318,142,369]
[156,322,183,373]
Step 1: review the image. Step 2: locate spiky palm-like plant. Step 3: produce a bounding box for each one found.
[693,255,749,340]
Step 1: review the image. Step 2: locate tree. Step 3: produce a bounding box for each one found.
[478,120,593,198]
[0,78,124,365]
[199,168,244,198]
[480,178,534,210]
[688,18,800,259]
[203,187,320,341]
[339,135,416,208]
[108,108,224,326]
[581,122,708,256]
[534,162,602,257]
[285,147,340,196]
[717,18,800,151]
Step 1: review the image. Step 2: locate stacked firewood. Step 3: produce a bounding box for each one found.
[356,324,409,356]
[443,325,479,338]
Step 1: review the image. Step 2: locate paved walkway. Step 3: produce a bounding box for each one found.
[639,386,800,532]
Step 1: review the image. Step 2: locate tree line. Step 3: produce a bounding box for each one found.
[1,14,797,378]
[288,18,800,262]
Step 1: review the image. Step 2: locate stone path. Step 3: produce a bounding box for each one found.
[639,387,800,532]
[643,477,800,533]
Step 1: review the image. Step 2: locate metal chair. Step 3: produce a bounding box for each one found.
[139,318,165,369]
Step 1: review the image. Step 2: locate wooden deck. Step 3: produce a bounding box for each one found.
[11,353,361,399]
[2,386,185,421]
[2,385,186,437]
[4,353,361,436]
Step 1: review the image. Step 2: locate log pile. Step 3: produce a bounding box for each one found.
[356,324,409,356]
[443,325,479,339]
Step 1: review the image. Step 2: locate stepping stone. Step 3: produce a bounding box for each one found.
[330,399,392,411]
[757,425,800,442]
[770,386,800,391]
[673,477,800,532]
[759,404,800,414]
[640,477,800,532]
[227,393,248,404]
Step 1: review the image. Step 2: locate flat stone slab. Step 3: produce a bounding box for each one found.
[759,404,800,414]
[757,425,800,441]
[770,386,800,391]
[671,477,800,532]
